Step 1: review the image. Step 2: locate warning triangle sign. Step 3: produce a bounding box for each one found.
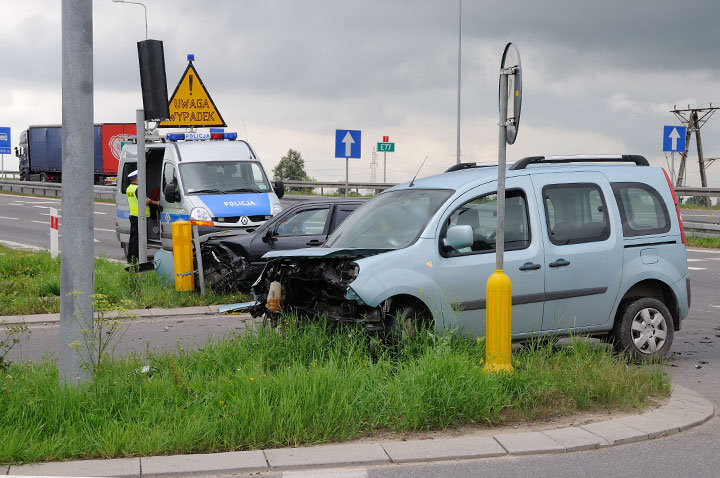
[158,61,226,128]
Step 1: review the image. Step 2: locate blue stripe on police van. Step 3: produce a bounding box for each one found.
[117,209,130,220]
[160,213,190,224]
[196,193,271,217]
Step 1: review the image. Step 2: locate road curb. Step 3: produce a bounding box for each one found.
[6,384,715,477]
[0,305,220,326]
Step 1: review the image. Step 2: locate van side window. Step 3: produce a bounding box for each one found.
[120,163,136,195]
[543,183,610,245]
[444,190,530,256]
[612,183,670,236]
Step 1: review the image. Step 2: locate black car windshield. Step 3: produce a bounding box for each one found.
[324,189,453,249]
[179,161,272,194]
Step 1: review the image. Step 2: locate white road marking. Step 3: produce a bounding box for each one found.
[0,216,19,220]
[688,267,706,271]
[282,469,368,478]
[93,211,108,215]
[687,258,706,262]
[25,200,61,204]
[95,228,115,232]
[31,205,50,209]
[32,220,47,224]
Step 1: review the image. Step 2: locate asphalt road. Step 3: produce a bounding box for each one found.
[0,193,308,260]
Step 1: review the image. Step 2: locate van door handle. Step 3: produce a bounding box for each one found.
[306,239,323,246]
[549,258,571,268]
[519,262,541,271]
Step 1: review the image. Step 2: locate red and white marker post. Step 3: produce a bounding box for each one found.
[50,207,59,258]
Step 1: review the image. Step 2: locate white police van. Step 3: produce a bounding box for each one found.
[115,131,284,259]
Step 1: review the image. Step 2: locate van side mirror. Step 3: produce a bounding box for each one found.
[164,181,180,203]
[274,180,285,199]
[14,147,19,157]
[442,225,473,251]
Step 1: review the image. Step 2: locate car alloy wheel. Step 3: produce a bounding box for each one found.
[630,307,667,355]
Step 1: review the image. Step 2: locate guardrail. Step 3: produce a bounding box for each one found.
[675,187,720,198]
[281,180,396,196]
[0,172,20,180]
[0,179,115,200]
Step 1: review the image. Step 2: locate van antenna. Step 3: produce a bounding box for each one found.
[241,116,250,142]
[409,155,429,187]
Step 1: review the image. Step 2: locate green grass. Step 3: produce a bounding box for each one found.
[686,235,720,249]
[0,245,247,315]
[0,319,669,464]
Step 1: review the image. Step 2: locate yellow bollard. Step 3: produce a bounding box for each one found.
[484,269,513,373]
[172,221,195,292]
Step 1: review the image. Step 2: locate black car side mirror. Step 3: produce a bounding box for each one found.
[274,180,285,199]
[164,182,179,203]
[262,227,276,244]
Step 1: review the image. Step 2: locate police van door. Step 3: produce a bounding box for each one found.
[159,161,187,249]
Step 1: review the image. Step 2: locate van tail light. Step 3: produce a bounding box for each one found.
[663,168,685,245]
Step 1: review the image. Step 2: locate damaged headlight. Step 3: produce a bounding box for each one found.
[345,286,365,305]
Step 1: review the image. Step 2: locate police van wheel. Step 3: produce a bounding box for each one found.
[613,298,674,362]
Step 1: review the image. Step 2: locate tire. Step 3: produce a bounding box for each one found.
[613,297,674,361]
[384,303,429,340]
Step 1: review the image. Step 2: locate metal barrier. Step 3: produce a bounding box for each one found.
[0,179,115,200]
[0,172,20,180]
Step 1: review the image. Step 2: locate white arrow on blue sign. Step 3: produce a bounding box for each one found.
[663,125,686,152]
[335,129,361,159]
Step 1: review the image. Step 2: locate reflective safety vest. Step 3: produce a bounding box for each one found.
[126,184,150,217]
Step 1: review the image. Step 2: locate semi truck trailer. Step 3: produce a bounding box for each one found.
[15,123,136,184]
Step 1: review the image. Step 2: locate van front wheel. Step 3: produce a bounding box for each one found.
[613,298,674,361]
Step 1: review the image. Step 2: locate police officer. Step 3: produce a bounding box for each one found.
[126,170,159,264]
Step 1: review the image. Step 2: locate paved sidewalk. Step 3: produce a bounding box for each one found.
[5,384,714,477]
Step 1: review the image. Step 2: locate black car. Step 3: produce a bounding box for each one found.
[200,198,366,292]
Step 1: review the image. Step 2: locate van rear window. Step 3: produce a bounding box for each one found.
[612,183,670,236]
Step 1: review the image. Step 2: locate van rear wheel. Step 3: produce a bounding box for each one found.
[613,298,674,361]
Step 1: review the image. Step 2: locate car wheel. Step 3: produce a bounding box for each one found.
[384,303,428,340]
[613,297,674,361]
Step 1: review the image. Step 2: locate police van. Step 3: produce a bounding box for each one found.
[115,131,284,259]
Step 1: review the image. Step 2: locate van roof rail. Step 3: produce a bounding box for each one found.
[510,155,649,170]
[444,162,498,173]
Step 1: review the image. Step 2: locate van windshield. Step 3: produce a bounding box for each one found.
[179,161,272,194]
[324,188,453,250]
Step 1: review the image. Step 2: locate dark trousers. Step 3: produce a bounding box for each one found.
[128,215,139,263]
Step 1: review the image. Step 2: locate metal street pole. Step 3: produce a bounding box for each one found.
[455,0,462,164]
[383,151,387,183]
[345,157,349,198]
[496,72,507,269]
[59,0,95,386]
[136,110,147,263]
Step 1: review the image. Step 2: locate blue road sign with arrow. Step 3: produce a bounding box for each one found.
[335,129,361,159]
[663,125,686,152]
[0,127,10,155]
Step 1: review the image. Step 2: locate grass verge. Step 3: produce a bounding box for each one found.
[0,319,669,464]
[0,244,247,315]
[686,235,720,249]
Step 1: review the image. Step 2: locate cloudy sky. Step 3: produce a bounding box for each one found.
[3,0,720,186]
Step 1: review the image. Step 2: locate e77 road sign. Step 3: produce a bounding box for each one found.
[335,129,361,159]
[663,126,686,152]
[377,142,395,152]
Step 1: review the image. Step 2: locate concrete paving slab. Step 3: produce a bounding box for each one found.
[674,384,703,397]
[2,464,9,475]
[381,436,506,463]
[9,457,140,477]
[21,313,60,324]
[581,420,649,445]
[140,450,267,476]
[149,306,213,317]
[542,426,609,451]
[265,443,389,469]
[619,411,681,439]
[668,396,715,419]
[493,431,565,455]
[651,405,712,431]
[0,315,26,325]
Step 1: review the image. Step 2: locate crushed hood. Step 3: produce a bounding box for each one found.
[262,247,388,260]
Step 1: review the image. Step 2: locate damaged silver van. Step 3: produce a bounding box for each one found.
[248,156,690,360]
